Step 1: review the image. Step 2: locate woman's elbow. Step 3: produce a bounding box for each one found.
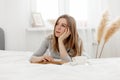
[29,56,35,63]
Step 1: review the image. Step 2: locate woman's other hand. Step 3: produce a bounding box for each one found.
[58,28,71,42]
[41,55,54,62]
[30,55,54,63]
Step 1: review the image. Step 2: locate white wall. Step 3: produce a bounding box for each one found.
[88,0,120,27]
[0,0,31,51]
[108,0,120,20]
[88,0,102,28]
[0,0,4,28]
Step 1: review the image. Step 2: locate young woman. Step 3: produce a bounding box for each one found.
[30,14,84,63]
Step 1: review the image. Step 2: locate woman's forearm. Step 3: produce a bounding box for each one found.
[30,56,42,63]
[58,40,72,62]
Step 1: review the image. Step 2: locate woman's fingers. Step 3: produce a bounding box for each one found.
[63,28,71,38]
[41,55,54,62]
[58,28,71,42]
[62,28,67,37]
[46,56,54,62]
[42,58,47,62]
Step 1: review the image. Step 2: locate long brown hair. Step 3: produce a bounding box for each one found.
[52,14,83,57]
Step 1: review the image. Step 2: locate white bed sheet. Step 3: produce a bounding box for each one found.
[0,50,120,80]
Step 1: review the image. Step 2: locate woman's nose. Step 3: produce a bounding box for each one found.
[57,25,61,30]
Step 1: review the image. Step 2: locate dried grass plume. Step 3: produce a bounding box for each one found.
[104,18,120,43]
[97,11,109,44]
[96,11,109,58]
[99,18,120,58]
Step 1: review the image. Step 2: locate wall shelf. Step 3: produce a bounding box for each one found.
[26,27,54,31]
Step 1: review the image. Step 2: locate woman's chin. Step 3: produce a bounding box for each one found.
[55,34,60,38]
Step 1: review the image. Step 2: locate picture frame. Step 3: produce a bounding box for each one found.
[32,12,44,27]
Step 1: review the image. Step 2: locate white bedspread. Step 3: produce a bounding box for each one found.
[0,50,120,80]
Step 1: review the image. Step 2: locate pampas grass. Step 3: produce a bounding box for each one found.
[104,19,120,43]
[96,11,109,58]
[98,18,120,58]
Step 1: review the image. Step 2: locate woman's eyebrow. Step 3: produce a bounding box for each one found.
[62,23,67,26]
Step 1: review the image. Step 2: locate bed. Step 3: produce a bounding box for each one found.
[0,50,120,80]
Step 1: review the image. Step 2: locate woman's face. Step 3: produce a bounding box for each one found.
[55,18,68,37]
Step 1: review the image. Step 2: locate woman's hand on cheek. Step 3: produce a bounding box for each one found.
[58,28,71,42]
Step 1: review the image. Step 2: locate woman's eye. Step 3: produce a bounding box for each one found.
[62,24,66,27]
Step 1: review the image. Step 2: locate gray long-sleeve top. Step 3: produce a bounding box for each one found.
[32,35,87,62]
